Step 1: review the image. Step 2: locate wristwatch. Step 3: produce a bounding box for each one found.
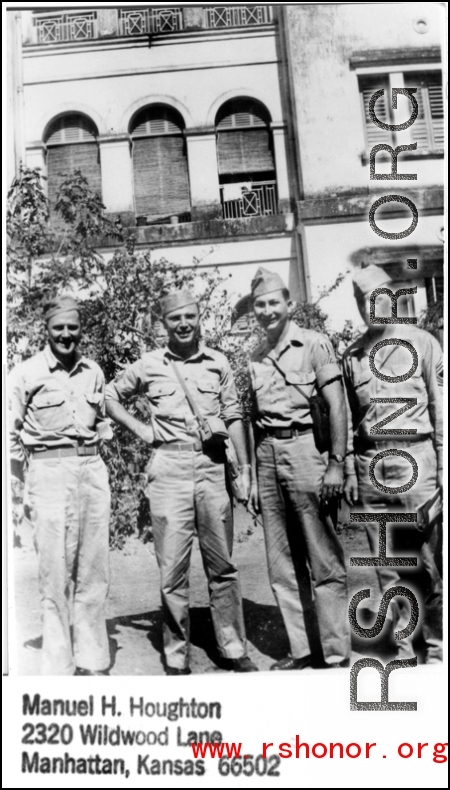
[329,454,345,464]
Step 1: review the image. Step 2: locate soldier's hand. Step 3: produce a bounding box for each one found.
[248,482,260,516]
[344,473,359,506]
[237,465,252,505]
[140,425,155,445]
[321,462,344,502]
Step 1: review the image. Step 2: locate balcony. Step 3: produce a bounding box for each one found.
[28,6,273,46]
[33,12,98,44]
[220,181,278,219]
[204,6,273,28]
[118,7,183,36]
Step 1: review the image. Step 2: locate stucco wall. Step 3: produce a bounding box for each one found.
[283,3,444,195]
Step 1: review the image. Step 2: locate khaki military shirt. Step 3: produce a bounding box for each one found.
[342,326,443,470]
[105,343,242,444]
[8,345,112,474]
[249,321,341,429]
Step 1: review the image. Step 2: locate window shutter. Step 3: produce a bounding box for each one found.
[406,73,443,151]
[217,128,274,175]
[47,114,97,144]
[217,104,267,129]
[409,87,430,149]
[428,83,444,148]
[131,107,181,137]
[47,142,102,219]
[361,84,392,148]
[132,136,190,217]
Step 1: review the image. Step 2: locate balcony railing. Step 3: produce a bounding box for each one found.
[118,7,183,35]
[220,182,278,220]
[204,6,273,28]
[33,12,98,44]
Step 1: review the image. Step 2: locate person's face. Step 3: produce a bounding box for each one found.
[163,303,200,350]
[357,283,412,328]
[46,309,81,363]
[252,290,291,336]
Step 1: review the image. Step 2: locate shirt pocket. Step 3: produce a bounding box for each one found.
[31,391,70,431]
[196,378,220,415]
[148,381,182,417]
[284,371,315,409]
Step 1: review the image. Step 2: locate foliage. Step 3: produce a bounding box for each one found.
[7,167,239,547]
[418,298,444,348]
[7,166,358,548]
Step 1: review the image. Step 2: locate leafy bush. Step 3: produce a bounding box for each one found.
[7,166,356,547]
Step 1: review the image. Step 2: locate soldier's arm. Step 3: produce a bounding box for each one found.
[105,361,154,445]
[248,421,260,515]
[342,355,358,506]
[94,368,113,442]
[320,380,346,499]
[8,367,28,483]
[421,333,444,485]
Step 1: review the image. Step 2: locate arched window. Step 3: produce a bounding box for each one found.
[45,114,101,221]
[216,99,278,218]
[130,105,190,222]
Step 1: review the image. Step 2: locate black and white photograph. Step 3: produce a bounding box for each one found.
[3,1,447,787]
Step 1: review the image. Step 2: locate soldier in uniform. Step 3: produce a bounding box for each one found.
[8,295,112,675]
[105,290,258,675]
[248,268,351,670]
[343,264,443,663]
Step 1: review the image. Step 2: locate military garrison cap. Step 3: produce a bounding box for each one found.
[43,294,80,322]
[161,290,198,317]
[251,267,287,299]
[352,264,391,298]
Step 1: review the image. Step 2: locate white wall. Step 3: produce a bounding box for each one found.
[22,28,284,142]
[284,2,445,195]
[303,213,443,331]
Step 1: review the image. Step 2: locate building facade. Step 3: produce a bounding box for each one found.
[9,4,444,331]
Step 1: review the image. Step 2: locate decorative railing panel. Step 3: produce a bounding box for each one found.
[118,7,183,35]
[221,181,278,219]
[204,6,273,29]
[33,12,98,44]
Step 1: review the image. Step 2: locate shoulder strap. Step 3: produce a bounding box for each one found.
[268,355,312,403]
[168,359,208,432]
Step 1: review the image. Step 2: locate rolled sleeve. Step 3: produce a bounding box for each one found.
[105,360,144,404]
[312,335,341,390]
[219,359,243,423]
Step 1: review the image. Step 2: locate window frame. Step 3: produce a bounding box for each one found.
[356,63,444,163]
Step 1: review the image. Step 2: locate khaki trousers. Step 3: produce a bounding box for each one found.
[257,432,351,664]
[25,455,111,675]
[146,446,247,670]
[356,438,443,661]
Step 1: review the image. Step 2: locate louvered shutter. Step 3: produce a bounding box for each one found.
[428,82,444,148]
[133,136,190,217]
[408,86,430,150]
[406,73,443,150]
[47,143,101,220]
[361,82,393,148]
[217,129,274,175]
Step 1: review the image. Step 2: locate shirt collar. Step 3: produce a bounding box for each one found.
[43,344,85,372]
[163,340,215,363]
[262,320,305,360]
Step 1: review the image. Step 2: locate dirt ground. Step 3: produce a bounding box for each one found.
[12,504,411,675]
